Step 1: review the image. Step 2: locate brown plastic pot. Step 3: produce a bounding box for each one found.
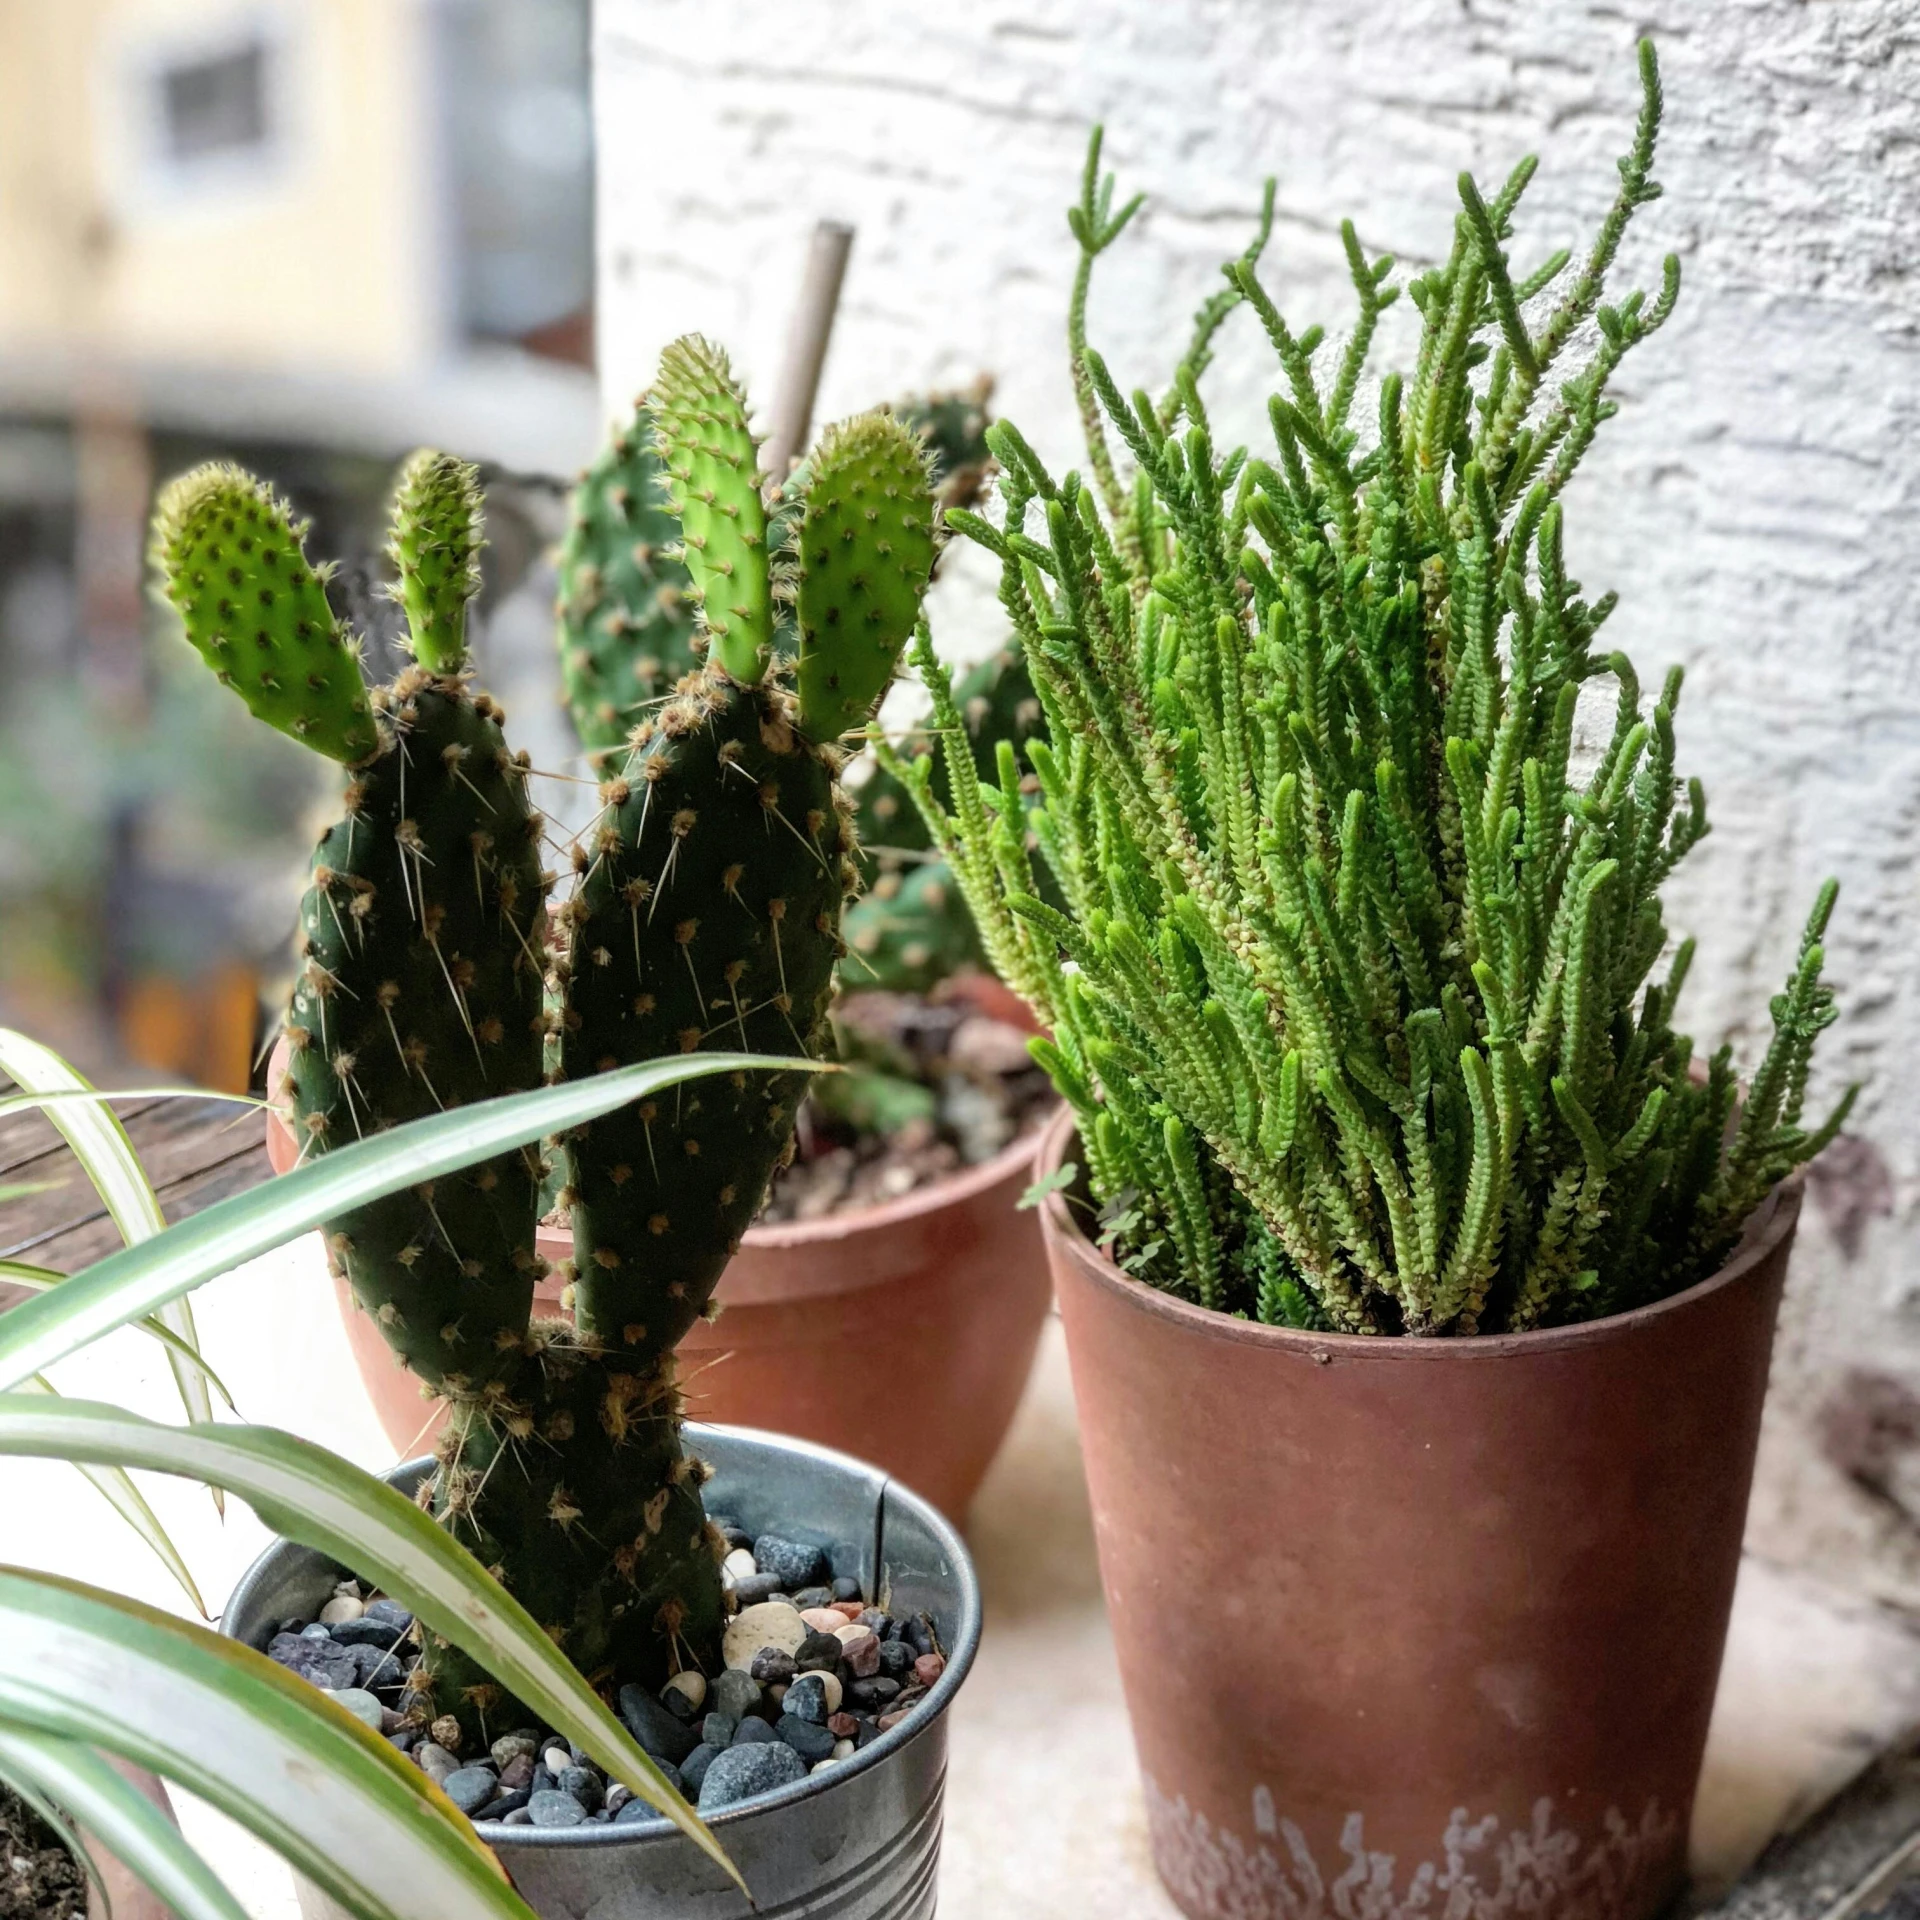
[1035,1103,1800,1920]
[264,1039,1054,1518]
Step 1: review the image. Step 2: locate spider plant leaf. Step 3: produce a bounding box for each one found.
[0,1568,539,1920]
[0,1725,248,1920]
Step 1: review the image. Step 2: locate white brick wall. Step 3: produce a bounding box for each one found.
[595,0,1920,1596]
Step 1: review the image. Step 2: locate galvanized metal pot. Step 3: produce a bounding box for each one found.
[222,1425,982,1920]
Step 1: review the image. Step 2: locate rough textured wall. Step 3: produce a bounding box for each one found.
[595,0,1920,1600]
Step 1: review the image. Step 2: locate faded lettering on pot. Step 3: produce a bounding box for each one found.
[1142,1777,1680,1920]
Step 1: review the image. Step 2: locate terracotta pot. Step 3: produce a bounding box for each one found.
[84,1762,176,1920]
[264,1039,1054,1517]
[1034,1104,1800,1920]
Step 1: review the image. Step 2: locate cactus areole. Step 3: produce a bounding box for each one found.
[153,347,937,1743]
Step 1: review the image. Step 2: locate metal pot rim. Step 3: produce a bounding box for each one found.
[220,1420,981,1852]
[1035,1099,1804,1360]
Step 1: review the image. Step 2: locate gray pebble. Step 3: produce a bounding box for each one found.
[697,1741,806,1811]
[678,1743,722,1795]
[794,1631,843,1673]
[365,1599,414,1631]
[701,1712,738,1748]
[752,1535,828,1590]
[831,1577,862,1603]
[712,1670,763,1723]
[615,1798,667,1826]
[729,1717,780,1748]
[617,1682,700,1764]
[788,1585,833,1611]
[327,1616,405,1650]
[501,1807,534,1827]
[748,1648,796,1686]
[327,1688,386,1731]
[475,1788,532,1822]
[491,1733,539,1770]
[558,1766,603,1811]
[527,1789,589,1829]
[730,1572,786,1607]
[782,1674,831,1726]
[604,1784,633,1815]
[441,1767,500,1816]
[775,1713,835,1762]
[414,1742,459,1780]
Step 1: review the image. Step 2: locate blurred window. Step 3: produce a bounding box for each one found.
[161,42,270,163]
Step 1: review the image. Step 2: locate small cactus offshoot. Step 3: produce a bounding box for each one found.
[892,46,1855,1337]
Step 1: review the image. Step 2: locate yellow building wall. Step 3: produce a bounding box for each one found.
[0,0,439,378]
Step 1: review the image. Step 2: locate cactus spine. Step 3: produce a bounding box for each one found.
[160,352,937,1744]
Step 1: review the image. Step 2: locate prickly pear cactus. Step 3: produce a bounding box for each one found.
[555,406,701,758]
[894,376,995,516]
[549,341,935,1684]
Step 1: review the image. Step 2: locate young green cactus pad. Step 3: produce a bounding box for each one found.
[653,337,774,688]
[150,465,379,764]
[793,414,938,744]
[385,450,484,674]
[903,45,1854,1337]
[556,405,702,756]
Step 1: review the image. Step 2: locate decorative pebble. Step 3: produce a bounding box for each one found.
[730,1572,786,1606]
[617,1684,700,1764]
[540,1743,573,1778]
[441,1767,500,1816]
[729,1717,779,1748]
[838,1629,882,1678]
[605,1784,633,1815]
[902,1615,935,1657]
[474,1788,532,1823]
[662,1670,707,1716]
[831,1577,862,1603]
[501,1807,533,1827]
[723,1600,809,1672]
[877,1639,915,1679]
[697,1741,806,1811]
[782,1674,832,1725]
[327,1615,404,1649]
[429,1715,464,1754]
[800,1607,848,1635]
[710,1516,753,1552]
[830,1600,866,1622]
[831,1739,855,1761]
[497,1754,535,1794]
[615,1798,666,1826]
[364,1599,414,1631]
[858,1608,891,1634]
[491,1734,538,1770]
[748,1648,796,1686]
[827,1711,858,1739]
[679,1743,721,1795]
[298,1623,333,1642]
[875,1708,913,1733]
[848,1677,900,1710]
[414,1742,458,1781]
[751,1535,829,1590]
[558,1766,603,1811]
[775,1713,835,1762]
[794,1630,843,1673]
[319,1595,365,1625]
[327,1688,386,1731]
[701,1712,738,1749]
[913,1653,946,1688]
[788,1585,833,1612]
[712,1670,763,1722]
[527,1789,589,1829]
[347,1642,402,1689]
[721,1548,759,1582]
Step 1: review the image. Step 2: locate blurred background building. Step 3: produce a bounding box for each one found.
[0,0,601,1087]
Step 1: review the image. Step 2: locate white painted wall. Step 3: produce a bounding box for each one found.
[595,0,1920,1597]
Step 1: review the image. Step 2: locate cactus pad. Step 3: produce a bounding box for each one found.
[561,665,853,1358]
[895,377,996,514]
[284,670,549,1393]
[652,338,773,688]
[793,414,937,743]
[385,451,483,674]
[152,464,379,764]
[556,405,702,757]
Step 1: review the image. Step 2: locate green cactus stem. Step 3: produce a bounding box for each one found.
[894,377,996,516]
[556,405,702,758]
[793,415,937,746]
[150,465,379,764]
[653,337,774,688]
[386,450,485,674]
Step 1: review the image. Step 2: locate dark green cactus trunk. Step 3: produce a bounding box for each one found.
[284,670,549,1398]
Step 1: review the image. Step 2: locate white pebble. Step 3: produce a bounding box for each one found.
[815,1673,844,1715]
[722,1548,758,1582]
[831,1739,854,1761]
[542,1743,572,1776]
[663,1669,707,1714]
[810,1757,840,1774]
[833,1622,868,1646]
[721,1600,807,1672]
[319,1596,365,1625]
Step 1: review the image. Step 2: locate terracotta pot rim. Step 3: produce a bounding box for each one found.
[1036,1100,1803,1362]
[737,1111,1054,1250]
